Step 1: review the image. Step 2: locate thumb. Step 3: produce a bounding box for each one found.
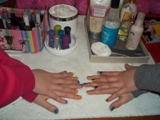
[125,63,136,70]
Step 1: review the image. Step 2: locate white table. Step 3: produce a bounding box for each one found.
[0,15,159,120]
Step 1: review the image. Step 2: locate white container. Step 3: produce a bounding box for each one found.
[49,4,78,34]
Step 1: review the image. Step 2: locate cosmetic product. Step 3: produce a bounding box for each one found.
[89,0,111,40]
[62,34,70,49]
[53,35,61,50]
[35,13,41,24]
[48,29,55,48]
[118,0,137,41]
[31,13,36,23]
[126,12,145,50]
[0,18,5,29]
[101,0,120,47]
[3,11,9,20]
[19,21,25,30]
[23,14,30,26]
[58,29,64,47]
[6,19,12,29]
[64,26,71,43]
[54,25,61,34]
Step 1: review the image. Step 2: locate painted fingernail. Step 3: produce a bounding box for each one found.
[98,71,103,74]
[54,109,59,114]
[71,72,74,76]
[77,80,80,84]
[94,86,98,89]
[110,106,115,111]
[75,89,78,93]
[83,83,86,86]
[63,71,67,73]
[80,84,83,86]
[75,76,78,79]
[78,95,82,99]
[106,99,109,102]
[92,79,95,81]
[65,100,68,104]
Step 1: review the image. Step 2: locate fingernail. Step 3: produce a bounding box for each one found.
[94,86,98,89]
[83,83,86,86]
[75,76,78,79]
[86,90,91,93]
[63,71,67,73]
[106,99,109,102]
[71,72,74,76]
[78,95,82,99]
[65,100,68,104]
[54,109,59,114]
[75,89,78,93]
[98,71,103,74]
[77,80,80,84]
[80,84,84,86]
[92,79,95,82]
[110,106,115,111]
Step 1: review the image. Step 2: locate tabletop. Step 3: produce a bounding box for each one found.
[0,15,160,120]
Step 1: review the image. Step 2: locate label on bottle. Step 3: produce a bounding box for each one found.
[123,11,132,21]
[89,16,104,33]
[126,30,142,50]
[101,25,119,46]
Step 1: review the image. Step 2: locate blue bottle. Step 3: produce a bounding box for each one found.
[101,0,120,47]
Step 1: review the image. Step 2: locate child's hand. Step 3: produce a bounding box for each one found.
[85,64,138,103]
[32,69,82,105]
[108,93,134,111]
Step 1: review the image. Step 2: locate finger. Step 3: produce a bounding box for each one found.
[34,95,59,114]
[45,90,67,104]
[106,88,126,102]
[86,88,117,95]
[125,63,136,70]
[51,77,79,85]
[108,93,134,111]
[95,81,122,90]
[62,84,83,89]
[51,85,78,94]
[87,76,119,83]
[54,91,82,100]
[50,72,74,78]
[97,71,120,76]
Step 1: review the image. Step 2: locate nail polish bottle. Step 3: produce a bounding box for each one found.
[53,35,61,50]
[54,25,61,35]
[64,26,71,43]
[58,29,64,47]
[62,34,70,49]
[48,29,55,48]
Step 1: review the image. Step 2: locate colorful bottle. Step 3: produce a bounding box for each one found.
[48,29,54,48]
[118,0,137,41]
[126,12,145,50]
[100,0,120,47]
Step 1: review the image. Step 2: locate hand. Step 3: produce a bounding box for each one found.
[85,64,138,101]
[32,70,82,104]
[108,93,134,111]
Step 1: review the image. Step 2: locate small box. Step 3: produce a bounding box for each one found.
[0,7,49,53]
[84,17,150,63]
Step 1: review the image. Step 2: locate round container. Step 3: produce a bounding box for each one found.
[49,4,78,34]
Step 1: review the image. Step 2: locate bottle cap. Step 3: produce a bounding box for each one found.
[135,12,145,27]
[111,0,120,8]
[54,25,61,34]
[58,29,64,38]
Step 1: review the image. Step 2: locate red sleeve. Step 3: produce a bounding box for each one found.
[0,49,36,108]
[0,49,24,66]
[22,92,38,102]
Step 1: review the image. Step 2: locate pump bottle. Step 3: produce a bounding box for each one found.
[126,12,145,50]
